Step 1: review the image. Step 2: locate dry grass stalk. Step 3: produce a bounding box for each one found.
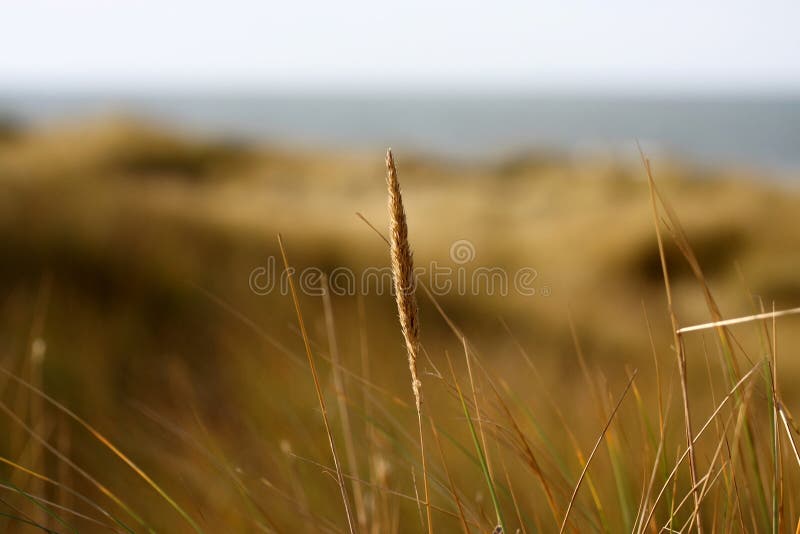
[559,370,637,534]
[778,403,800,469]
[641,152,702,532]
[676,306,800,334]
[277,235,357,534]
[386,149,433,533]
[320,274,368,529]
[639,360,764,530]
[462,337,493,483]
[430,417,471,534]
[0,398,149,530]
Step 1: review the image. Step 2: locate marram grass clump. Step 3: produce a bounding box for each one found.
[1,142,800,533]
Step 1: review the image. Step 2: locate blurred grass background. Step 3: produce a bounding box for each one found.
[1,116,799,532]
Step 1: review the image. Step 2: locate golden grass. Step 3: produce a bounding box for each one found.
[386,149,432,533]
[278,235,357,534]
[560,370,637,533]
[644,151,703,532]
[1,121,800,531]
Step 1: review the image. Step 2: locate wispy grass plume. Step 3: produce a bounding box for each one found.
[386,149,433,533]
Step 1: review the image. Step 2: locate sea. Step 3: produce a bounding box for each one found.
[1,93,799,173]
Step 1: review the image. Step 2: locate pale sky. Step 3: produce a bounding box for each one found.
[2,0,799,93]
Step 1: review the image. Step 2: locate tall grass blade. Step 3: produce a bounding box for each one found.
[559,370,637,534]
[277,234,357,534]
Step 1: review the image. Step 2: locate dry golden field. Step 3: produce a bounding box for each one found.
[1,117,800,532]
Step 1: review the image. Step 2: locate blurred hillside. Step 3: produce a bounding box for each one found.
[0,117,799,531]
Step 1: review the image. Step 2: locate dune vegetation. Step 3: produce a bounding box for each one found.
[1,117,800,532]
